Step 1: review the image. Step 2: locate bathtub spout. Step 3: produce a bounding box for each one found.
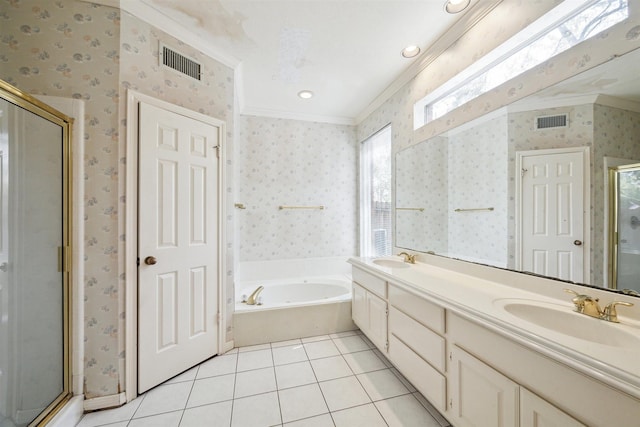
[245,286,264,305]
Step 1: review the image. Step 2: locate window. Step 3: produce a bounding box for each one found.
[360,125,392,257]
[414,0,628,128]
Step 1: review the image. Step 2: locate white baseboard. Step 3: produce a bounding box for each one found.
[48,395,84,427]
[222,340,235,353]
[83,392,127,412]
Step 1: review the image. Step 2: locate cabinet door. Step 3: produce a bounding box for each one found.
[367,291,388,351]
[521,388,586,427]
[352,282,368,330]
[450,346,519,427]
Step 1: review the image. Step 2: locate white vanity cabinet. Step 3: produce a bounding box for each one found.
[449,345,519,427]
[449,345,586,427]
[387,285,447,412]
[349,260,640,427]
[351,268,388,352]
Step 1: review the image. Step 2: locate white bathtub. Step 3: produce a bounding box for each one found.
[235,275,351,311]
[233,274,357,346]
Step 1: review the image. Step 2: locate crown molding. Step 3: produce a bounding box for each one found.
[241,107,355,126]
[84,0,241,69]
[355,0,504,125]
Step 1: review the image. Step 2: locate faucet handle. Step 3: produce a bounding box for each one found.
[564,289,599,315]
[397,252,416,264]
[602,301,634,323]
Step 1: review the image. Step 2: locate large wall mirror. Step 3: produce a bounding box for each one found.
[396,47,640,296]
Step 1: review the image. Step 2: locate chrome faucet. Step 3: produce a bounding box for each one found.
[564,289,634,323]
[398,252,416,264]
[244,286,264,305]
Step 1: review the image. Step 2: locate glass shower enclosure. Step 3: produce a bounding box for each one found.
[609,163,640,295]
[0,81,71,426]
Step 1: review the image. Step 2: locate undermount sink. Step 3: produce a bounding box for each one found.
[494,299,640,347]
[372,258,410,269]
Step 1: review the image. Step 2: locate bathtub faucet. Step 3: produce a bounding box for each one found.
[245,286,264,305]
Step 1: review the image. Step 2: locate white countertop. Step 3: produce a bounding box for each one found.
[348,256,640,399]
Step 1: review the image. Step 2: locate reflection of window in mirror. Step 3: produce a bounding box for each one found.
[414,0,629,129]
[360,125,392,257]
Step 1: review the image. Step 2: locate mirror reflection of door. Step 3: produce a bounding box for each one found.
[516,147,588,283]
[609,163,640,294]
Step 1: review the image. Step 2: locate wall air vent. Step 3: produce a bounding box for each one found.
[160,43,201,81]
[535,114,568,130]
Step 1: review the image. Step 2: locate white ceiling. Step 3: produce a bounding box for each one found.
[136,0,483,124]
[523,47,640,105]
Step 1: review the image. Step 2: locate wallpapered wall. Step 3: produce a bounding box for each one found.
[592,104,640,284]
[1,0,122,397]
[236,115,357,261]
[448,115,508,266]
[1,0,236,399]
[395,136,448,254]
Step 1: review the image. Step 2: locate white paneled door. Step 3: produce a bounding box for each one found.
[138,101,220,393]
[519,148,587,283]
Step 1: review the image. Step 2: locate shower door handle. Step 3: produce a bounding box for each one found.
[144,256,157,265]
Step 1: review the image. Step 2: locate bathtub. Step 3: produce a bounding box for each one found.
[236,276,351,310]
[233,274,357,346]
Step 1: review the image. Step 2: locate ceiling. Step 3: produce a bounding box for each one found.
[521,47,640,105]
[135,0,485,124]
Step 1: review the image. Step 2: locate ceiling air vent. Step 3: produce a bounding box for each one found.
[535,114,568,130]
[160,43,201,81]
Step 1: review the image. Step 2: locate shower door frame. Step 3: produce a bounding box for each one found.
[608,162,640,291]
[0,80,73,426]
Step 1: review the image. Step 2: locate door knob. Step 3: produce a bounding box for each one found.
[573,240,583,246]
[144,256,157,265]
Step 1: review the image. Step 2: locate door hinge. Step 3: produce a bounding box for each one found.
[449,351,453,361]
[521,168,528,177]
[385,341,389,350]
[213,145,220,158]
[136,257,140,267]
[449,398,453,408]
[385,307,389,316]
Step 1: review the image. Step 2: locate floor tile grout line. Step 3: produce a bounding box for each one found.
[298,342,337,426]
[228,347,240,427]
[175,364,200,426]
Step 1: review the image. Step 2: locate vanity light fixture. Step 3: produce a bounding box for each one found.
[298,90,314,99]
[444,0,471,14]
[401,45,421,58]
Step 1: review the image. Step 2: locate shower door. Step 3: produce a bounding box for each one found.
[0,82,71,426]
[609,163,640,294]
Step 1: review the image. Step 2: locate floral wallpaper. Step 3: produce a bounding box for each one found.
[395,136,448,253]
[236,115,357,261]
[0,0,122,398]
[592,103,640,284]
[1,0,236,399]
[448,115,508,266]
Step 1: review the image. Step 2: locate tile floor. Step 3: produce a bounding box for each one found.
[76,330,450,427]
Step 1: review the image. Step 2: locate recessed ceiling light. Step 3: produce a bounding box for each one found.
[298,90,314,99]
[445,0,471,14]
[401,45,421,58]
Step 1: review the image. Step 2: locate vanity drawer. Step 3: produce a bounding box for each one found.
[389,334,446,412]
[389,285,445,334]
[353,267,386,298]
[389,307,445,372]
